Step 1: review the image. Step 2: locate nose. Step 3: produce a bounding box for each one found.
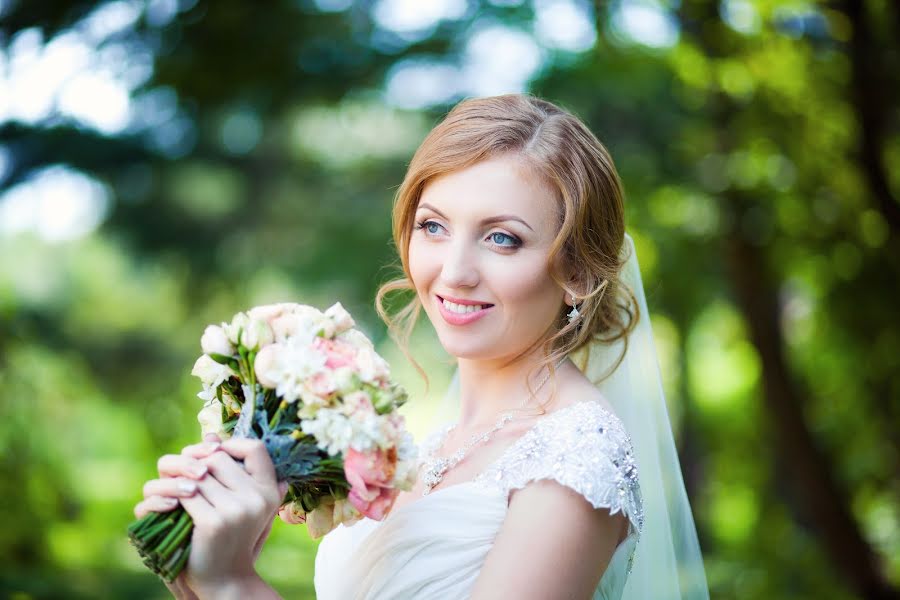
[438,237,480,290]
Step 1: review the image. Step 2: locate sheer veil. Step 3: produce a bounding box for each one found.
[427,233,710,599]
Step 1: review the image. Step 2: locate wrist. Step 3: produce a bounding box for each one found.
[193,571,271,600]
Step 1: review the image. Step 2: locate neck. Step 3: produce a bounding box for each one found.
[454,350,568,429]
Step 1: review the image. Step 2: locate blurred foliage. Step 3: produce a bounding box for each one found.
[1,0,898,598]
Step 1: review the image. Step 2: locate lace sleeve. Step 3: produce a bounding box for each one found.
[479,401,644,537]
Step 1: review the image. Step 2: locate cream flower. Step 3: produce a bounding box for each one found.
[197,399,228,438]
[324,302,355,335]
[192,354,232,388]
[223,312,248,345]
[200,324,233,356]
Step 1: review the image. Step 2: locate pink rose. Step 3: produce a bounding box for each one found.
[314,338,358,370]
[308,371,337,396]
[343,446,399,520]
[348,485,397,521]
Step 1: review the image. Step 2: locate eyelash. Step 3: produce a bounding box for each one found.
[413,219,522,249]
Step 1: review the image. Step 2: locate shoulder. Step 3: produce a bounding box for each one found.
[469,400,643,599]
[488,399,644,536]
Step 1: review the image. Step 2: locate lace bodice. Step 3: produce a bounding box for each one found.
[315,399,644,599]
[424,400,644,556]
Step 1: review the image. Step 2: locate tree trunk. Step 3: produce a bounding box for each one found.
[840,0,900,236]
[724,226,897,599]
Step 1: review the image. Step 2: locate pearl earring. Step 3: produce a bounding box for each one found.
[567,294,580,323]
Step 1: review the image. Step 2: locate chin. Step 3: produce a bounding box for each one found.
[435,334,503,361]
[434,333,481,358]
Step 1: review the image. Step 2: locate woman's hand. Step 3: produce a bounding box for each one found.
[134,433,288,598]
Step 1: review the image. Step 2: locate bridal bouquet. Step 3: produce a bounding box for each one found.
[127,302,418,582]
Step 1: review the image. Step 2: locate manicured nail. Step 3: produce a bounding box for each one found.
[190,464,207,478]
[163,497,178,505]
[177,481,197,494]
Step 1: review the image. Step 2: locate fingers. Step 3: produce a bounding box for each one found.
[134,495,180,519]
[199,454,271,517]
[157,452,211,479]
[201,450,253,492]
[142,476,200,500]
[217,438,278,490]
[181,440,222,459]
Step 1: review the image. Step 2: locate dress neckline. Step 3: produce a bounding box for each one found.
[380,398,617,525]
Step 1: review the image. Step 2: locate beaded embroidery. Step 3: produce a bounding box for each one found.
[419,400,644,576]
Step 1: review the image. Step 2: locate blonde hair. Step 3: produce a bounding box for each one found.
[375,93,638,412]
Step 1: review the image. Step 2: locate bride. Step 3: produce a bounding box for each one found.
[134,94,709,599]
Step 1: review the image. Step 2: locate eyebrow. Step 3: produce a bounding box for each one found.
[416,203,535,232]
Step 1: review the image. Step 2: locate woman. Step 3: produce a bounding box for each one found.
[134,94,709,599]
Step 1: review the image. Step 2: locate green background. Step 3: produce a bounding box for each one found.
[1,1,898,598]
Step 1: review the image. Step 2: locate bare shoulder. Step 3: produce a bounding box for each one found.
[469,461,629,599]
[551,363,617,417]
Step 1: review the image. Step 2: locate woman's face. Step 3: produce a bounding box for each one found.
[408,154,567,362]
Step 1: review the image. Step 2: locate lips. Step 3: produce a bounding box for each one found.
[435,295,494,326]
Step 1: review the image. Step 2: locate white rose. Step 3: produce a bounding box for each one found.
[247,303,289,323]
[241,318,274,350]
[200,325,233,356]
[191,354,232,388]
[355,346,388,383]
[314,315,336,339]
[253,343,281,389]
[337,327,374,350]
[223,312,249,345]
[197,400,228,438]
[270,313,317,343]
[325,302,355,334]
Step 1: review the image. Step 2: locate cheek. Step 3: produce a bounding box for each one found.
[407,239,437,292]
[493,259,563,324]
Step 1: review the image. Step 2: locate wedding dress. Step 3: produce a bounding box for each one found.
[314,398,644,599]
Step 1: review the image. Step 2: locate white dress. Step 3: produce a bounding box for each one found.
[314,399,644,600]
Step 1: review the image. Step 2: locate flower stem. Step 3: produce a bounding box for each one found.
[269,400,288,429]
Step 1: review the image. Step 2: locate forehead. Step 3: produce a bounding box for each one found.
[417,155,558,225]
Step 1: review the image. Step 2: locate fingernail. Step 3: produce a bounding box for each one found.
[177,481,197,494]
[163,497,178,505]
[190,464,208,478]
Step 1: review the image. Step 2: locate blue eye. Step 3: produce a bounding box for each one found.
[415,220,444,235]
[488,232,521,248]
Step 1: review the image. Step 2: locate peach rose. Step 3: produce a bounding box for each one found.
[304,497,361,538]
[278,500,307,525]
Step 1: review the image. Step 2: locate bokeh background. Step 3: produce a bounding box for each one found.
[1,0,898,598]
